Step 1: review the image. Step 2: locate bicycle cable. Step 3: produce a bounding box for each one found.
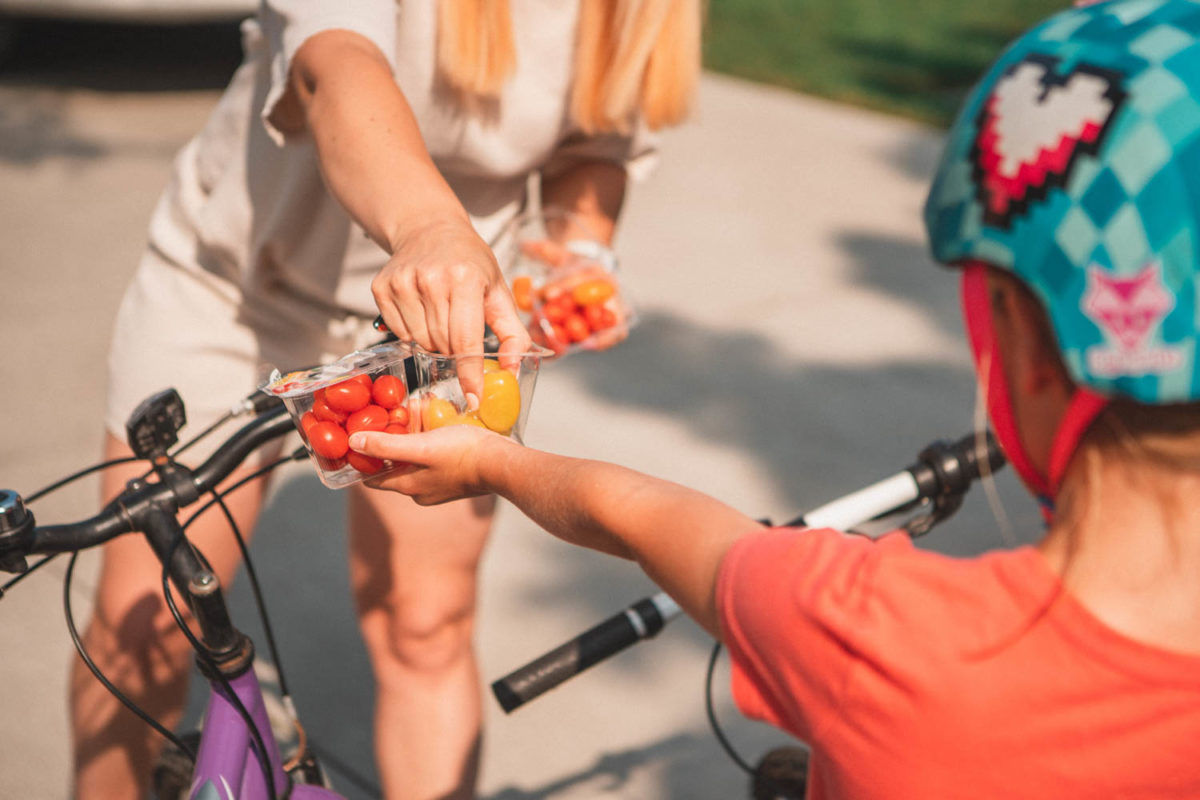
[160,531,287,800]
[183,449,307,700]
[63,551,199,761]
[704,641,756,777]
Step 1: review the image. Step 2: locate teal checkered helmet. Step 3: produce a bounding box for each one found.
[925,0,1200,404]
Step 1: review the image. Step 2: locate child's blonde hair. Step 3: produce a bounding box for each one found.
[436,0,701,133]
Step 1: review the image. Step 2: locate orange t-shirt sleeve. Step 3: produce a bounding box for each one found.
[716,526,887,743]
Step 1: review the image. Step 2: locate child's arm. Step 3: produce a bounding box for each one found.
[349,427,765,638]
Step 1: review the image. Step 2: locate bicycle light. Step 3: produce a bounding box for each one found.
[0,489,33,574]
[126,388,187,461]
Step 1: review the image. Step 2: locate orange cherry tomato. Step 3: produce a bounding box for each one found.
[387,405,410,427]
[563,313,590,343]
[325,379,371,414]
[312,389,349,424]
[371,374,406,409]
[572,279,615,307]
[347,450,385,475]
[308,421,349,460]
[346,404,389,435]
[511,275,535,312]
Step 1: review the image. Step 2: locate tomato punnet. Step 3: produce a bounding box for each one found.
[371,374,406,409]
[563,313,590,343]
[384,422,409,435]
[299,411,319,438]
[347,450,385,475]
[387,404,410,426]
[346,404,389,435]
[312,389,348,424]
[308,421,349,460]
[325,379,372,414]
[572,279,615,307]
[511,275,535,312]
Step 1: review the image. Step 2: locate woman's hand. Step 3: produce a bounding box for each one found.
[372,216,532,399]
[350,425,511,505]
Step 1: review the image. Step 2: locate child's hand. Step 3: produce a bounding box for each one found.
[348,426,510,504]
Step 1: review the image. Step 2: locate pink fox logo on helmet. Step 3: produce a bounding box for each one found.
[972,55,1125,228]
[1082,263,1184,376]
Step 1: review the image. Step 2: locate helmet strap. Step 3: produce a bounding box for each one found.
[960,263,1109,519]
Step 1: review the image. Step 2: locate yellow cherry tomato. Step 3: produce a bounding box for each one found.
[452,412,488,428]
[483,358,503,373]
[477,369,521,434]
[421,396,459,430]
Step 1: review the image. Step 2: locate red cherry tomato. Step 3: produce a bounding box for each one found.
[387,405,410,426]
[350,373,373,388]
[299,411,319,438]
[563,313,591,343]
[325,379,371,414]
[346,404,389,435]
[312,389,348,424]
[584,304,617,331]
[308,421,349,460]
[347,450,385,475]
[372,374,406,409]
[384,422,409,435]
[547,322,569,351]
[542,299,569,324]
[316,454,347,472]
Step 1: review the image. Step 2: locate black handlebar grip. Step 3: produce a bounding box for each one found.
[491,597,665,713]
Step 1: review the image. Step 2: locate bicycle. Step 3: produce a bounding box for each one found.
[0,385,345,800]
[484,430,1006,800]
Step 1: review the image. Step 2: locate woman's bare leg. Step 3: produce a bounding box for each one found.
[348,486,495,800]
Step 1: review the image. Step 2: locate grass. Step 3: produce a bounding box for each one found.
[702,0,1070,127]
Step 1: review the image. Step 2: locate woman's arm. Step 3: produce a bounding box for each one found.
[349,427,764,638]
[273,29,530,393]
[540,160,628,245]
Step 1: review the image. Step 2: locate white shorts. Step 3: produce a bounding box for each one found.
[105,246,383,463]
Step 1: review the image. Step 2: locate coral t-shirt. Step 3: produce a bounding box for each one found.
[716,527,1200,799]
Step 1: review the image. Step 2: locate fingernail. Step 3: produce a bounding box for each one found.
[349,434,365,450]
[465,392,480,410]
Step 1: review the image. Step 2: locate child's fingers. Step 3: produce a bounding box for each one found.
[349,430,427,463]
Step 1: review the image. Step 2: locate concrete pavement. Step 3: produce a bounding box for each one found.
[0,21,1038,799]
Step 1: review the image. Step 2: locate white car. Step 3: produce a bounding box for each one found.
[0,0,255,23]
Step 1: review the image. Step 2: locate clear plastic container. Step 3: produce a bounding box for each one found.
[407,344,553,444]
[494,209,637,357]
[260,341,419,489]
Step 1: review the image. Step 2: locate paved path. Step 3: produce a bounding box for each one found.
[0,21,1038,799]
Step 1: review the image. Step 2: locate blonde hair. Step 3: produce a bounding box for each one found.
[436,0,701,133]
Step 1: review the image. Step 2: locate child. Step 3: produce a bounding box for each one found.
[350,1,1200,796]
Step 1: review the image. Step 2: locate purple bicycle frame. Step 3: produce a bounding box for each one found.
[189,666,343,800]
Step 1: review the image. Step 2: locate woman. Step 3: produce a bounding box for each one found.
[72,2,701,798]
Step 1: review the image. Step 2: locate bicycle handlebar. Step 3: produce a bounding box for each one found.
[490,430,1006,713]
[0,397,294,569]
